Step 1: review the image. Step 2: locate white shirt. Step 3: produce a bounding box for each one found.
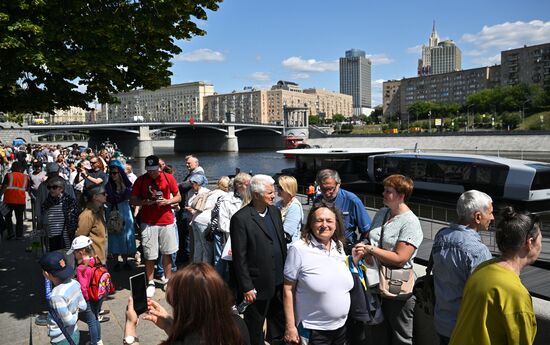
[284,236,353,330]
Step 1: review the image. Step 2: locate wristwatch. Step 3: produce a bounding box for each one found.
[123,335,139,344]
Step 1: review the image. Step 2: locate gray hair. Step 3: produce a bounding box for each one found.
[316,169,341,185]
[249,174,275,194]
[457,190,493,223]
[185,155,199,164]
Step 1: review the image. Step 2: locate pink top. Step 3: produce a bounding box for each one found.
[76,257,96,301]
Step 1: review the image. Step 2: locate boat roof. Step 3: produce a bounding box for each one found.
[378,152,550,167]
[277,147,403,155]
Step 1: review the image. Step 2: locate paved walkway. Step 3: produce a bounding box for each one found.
[0,211,170,345]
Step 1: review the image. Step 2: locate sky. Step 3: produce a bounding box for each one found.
[168,0,550,107]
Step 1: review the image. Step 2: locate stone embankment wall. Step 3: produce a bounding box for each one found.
[0,123,32,144]
[308,132,550,160]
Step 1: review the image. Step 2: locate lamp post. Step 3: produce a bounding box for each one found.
[428,110,432,133]
[521,99,531,129]
[466,104,474,132]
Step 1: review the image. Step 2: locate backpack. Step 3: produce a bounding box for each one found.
[106,204,124,234]
[87,259,115,301]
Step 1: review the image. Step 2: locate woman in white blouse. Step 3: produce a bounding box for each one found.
[283,205,360,345]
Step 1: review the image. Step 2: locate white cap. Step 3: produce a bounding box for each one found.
[66,236,93,255]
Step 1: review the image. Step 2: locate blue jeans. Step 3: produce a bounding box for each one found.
[213,231,229,282]
[51,329,80,345]
[192,221,212,263]
[82,298,103,345]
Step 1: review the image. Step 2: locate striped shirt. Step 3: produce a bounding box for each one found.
[48,279,87,343]
[46,202,66,240]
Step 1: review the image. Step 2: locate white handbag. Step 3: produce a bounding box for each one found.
[221,236,233,261]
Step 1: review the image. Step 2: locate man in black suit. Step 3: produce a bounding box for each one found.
[230,174,286,345]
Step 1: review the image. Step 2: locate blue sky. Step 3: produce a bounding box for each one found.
[169,0,550,106]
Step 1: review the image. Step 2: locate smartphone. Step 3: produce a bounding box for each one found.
[130,272,148,315]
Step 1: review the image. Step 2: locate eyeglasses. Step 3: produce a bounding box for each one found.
[90,160,99,164]
[47,185,62,190]
[109,171,119,175]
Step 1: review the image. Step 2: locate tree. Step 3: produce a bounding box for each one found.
[0,0,221,114]
[332,113,345,123]
[308,115,319,125]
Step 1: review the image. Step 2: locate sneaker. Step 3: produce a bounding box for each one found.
[34,313,48,326]
[159,275,168,285]
[98,315,110,323]
[97,340,104,345]
[146,281,156,298]
[99,309,110,316]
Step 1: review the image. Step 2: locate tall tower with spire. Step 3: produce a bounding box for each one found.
[418,21,439,76]
[418,21,461,76]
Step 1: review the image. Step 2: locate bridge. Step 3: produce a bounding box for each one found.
[28,120,309,157]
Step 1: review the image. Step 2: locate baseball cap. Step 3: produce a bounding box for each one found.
[39,252,74,280]
[46,162,60,173]
[145,155,160,171]
[66,235,93,255]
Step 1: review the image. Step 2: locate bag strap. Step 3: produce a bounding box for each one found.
[47,302,77,345]
[378,209,391,249]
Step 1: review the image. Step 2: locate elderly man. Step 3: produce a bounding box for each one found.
[313,169,371,248]
[431,190,494,345]
[130,155,181,298]
[231,174,286,345]
[176,155,206,263]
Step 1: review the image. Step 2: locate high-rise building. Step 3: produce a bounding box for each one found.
[339,49,372,114]
[501,42,550,87]
[418,22,461,76]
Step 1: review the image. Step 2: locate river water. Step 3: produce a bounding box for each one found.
[137,147,295,182]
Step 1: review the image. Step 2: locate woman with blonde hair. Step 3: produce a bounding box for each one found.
[125,263,250,345]
[276,175,303,244]
[214,172,251,277]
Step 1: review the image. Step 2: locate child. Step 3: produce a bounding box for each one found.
[67,235,109,345]
[40,251,86,345]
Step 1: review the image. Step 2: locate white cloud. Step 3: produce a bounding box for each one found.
[366,54,393,65]
[470,53,501,66]
[175,49,225,62]
[291,73,310,80]
[461,20,550,51]
[247,72,271,81]
[406,44,423,54]
[281,56,338,73]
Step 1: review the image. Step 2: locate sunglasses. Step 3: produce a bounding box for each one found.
[47,185,62,190]
[109,171,119,175]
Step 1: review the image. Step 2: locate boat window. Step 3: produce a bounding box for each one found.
[529,165,550,190]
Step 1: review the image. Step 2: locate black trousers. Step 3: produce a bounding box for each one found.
[309,324,347,345]
[243,284,285,345]
[4,203,25,238]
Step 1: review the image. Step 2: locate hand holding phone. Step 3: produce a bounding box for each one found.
[130,272,148,315]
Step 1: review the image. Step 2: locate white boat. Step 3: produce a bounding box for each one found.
[367,152,550,207]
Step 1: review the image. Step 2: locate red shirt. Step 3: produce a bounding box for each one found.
[132,172,179,225]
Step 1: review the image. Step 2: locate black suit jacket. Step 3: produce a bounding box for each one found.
[230,203,287,301]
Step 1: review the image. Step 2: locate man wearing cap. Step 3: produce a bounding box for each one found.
[0,161,30,240]
[40,251,87,345]
[130,155,181,297]
[34,162,76,227]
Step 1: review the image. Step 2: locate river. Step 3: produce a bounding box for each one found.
[139,147,295,182]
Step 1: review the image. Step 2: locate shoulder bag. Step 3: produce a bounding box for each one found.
[377,209,415,300]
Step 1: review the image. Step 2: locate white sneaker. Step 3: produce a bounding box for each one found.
[97,340,104,345]
[159,275,168,284]
[146,281,156,298]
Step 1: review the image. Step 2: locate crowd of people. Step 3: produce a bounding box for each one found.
[0,142,542,345]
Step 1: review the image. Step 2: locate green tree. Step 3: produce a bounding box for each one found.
[408,101,433,121]
[0,0,221,114]
[308,115,319,125]
[332,113,345,123]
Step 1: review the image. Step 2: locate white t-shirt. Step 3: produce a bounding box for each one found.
[284,236,353,330]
